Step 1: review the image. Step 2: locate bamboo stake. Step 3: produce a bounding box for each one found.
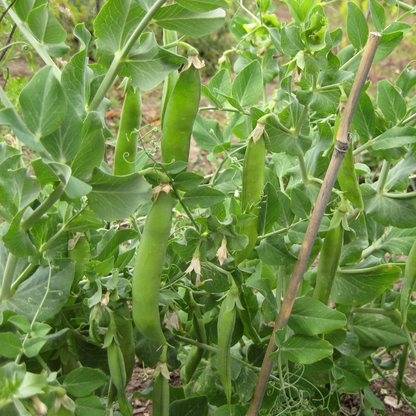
[246,32,381,416]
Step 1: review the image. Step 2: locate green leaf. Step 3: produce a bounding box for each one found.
[61,24,92,117]
[19,66,67,139]
[376,80,406,124]
[87,168,152,221]
[283,0,318,24]
[0,332,22,358]
[373,31,403,62]
[70,112,105,179]
[347,2,368,50]
[378,227,416,255]
[340,214,368,265]
[290,188,311,219]
[232,60,262,107]
[8,315,31,334]
[75,395,106,416]
[288,297,347,336]
[349,314,407,347]
[182,186,226,209]
[335,331,360,356]
[385,148,416,191]
[0,259,74,322]
[369,0,386,32]
[332,264,401,305]
[282,334,333,364]
[361,184,416,228]
[257,234,298,266]
[193,115,224,152]
[23,337,47,358]
[122,47,186,91]
[170,396,209,416]
[208,68,232,103]
[235,366,257,403]
[332,355,368,391]
[173,172,204,192]
[63,368,108,398]
[281,26,304,57]
[0,108,45,153]
[154,4,226,37]
[351,92,375,143]
[95,0,146,67]
[396,66,416,97]
[276,191,295,228]
[258,182,280,235]
[14,371,47,399]
[176,0,229,12]
[40,101,83,163]
[371,126,416,151]
[96,229,138,261]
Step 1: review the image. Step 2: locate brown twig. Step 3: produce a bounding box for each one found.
[0,23,16,62]
[245,32,381,416]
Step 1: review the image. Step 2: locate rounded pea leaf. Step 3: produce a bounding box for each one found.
[232,60,262,107]
[347,2,368,50]
[63,367,108,397]
[282,334,333,364]
[333,355,368,391]
[288,297,347,336]
[19,66,67,139]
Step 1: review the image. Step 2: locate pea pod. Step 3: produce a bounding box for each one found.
[401,239,416,324]
[313,224,343,305]
[153,372,169,416]
[185,293,207,382]
[235,129,266,265]
[217,279,239,412]
[107,340,133,416]
[68,234,90,291]
[113,85,141,176]
[337,138,364,211]
[161,56,202,164]
[114,303,135,384]
[132,185,172,346]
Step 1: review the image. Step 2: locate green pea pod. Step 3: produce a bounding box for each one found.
[113,85,141,176]
[401,239,416,324]
[337,141,364,211]
[161,57,202,164]
[153,373,169,416]
[237,292,261,344]
[218,279,239,412]
[68,235,90,291]
[235,132,266,265]
[132,185,172,346]
[185,296,207,382]
[114,303,135,384]
[313,224,343,305]
[160,30,178,129]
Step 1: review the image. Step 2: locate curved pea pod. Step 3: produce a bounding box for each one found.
[114,303,136,384]
[153,372,169,416]
[337,139,364,211]
[313,224,343,305]
[161,55,202,165]
[401,239,416,324]
[235,128,266,265]
[132,184,172,346]
[114,85,142,176]
[217,279,239,412]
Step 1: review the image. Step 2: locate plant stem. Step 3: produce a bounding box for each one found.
[171,185,200,230]
[361,227,392,258]
[351,307,401,318]
[403,325,416,361]
[1,0,61,79]
[297,154,309,185]
[10,263,37,295]
[396,344,409,392]
[199,106,251,116]
[339,49,364,71]
[376,160,391,194]
[383,0,415,11]
[0,253,18,300]
[338,263,400,274]
[88,0,167,112]
[247,32,381,416]
[353,138,374,156]
[295,105,308,136]
[20,182,66,232]
[385,191,416,199]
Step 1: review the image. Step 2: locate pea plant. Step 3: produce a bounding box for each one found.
[1,0,416,415]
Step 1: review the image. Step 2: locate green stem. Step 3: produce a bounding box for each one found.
[0,253,18,300]
[401,111,416,126]
[294,105,308,136]
[36,354,51,375]
[361,227,392,258]
[385,191,416,199]
[10,263,37,295]
[339,263,402,275]
[339,49,364,71]
[396,344,409,392]
[403,325,416,361]
[88,0,167,112]
[1,0,61,79]
[351,307,401,318]
[384,0,415,11]
[199,106,251,116]
[297,154,309,185]
[20,182,65,232]
[172,185,200,230]
[353,138,374,156]
[376,160,391,194]
[210,145,246,187]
